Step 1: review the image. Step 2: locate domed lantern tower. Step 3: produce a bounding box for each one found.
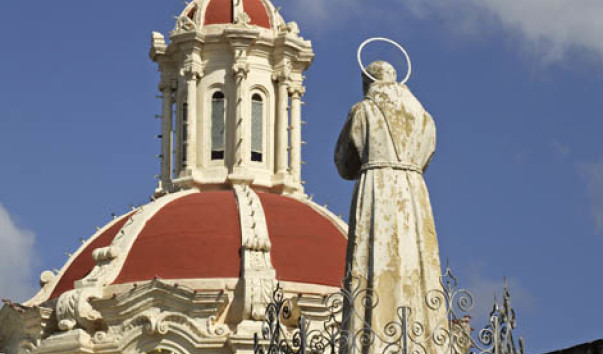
[0,1,347,353]
[153,0,313,195]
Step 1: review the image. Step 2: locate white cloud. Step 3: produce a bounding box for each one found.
[287,0,603,62]
[408,0,603,61]
[0,204,36,302]
[579,161,603,234]
[462,0,603,61]
[471,0,603,53]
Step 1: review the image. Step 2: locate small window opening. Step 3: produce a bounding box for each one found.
[251,94,264,162]
[211,92,226,161]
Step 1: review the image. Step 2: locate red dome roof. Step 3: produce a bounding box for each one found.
[49,191,346,300]
[259,193,347,287]
[204,0,271,29]
[49,215,133,300]
[114,192,242,284]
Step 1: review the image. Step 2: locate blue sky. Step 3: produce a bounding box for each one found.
[1,1,602,353]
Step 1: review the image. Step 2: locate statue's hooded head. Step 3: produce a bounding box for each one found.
[362,61,397,95]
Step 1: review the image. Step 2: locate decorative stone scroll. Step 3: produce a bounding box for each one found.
[234,185,278,321]
[56,288,104,332]
[52,191,197,333]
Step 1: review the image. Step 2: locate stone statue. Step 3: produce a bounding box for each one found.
[335,61,446,354]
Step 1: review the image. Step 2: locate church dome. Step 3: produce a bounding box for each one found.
[0,1,331,351]
[179,0,284,31]
[44,190,347,302]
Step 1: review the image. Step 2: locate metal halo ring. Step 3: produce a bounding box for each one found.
[357,37,412,85]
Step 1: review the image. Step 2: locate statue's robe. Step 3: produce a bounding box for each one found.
[335,82,445,354]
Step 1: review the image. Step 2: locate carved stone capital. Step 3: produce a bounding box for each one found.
[158,81,170,92]
[159,79,176,92]
[232,62,250,80]
[272,71,291,84]
[271,73,287,84]
[272,59,294,83]
[180,46,204,80]
[182,66,204,81]
[289,85,306,98]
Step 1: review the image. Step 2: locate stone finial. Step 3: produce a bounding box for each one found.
[286,22,300,36]
[39,271,56,288]
[150,32,167,61]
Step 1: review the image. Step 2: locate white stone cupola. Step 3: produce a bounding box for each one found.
[0,2,351,353]
[150,0,314,196]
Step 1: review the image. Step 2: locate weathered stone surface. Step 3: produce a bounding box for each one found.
[335,61,446,354]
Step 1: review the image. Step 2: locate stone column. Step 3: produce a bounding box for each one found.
[232,61,250,169]
[289,86,305,183]
[275,79,290,175]
[174,78,185,177]
[160,81,173,187]
[184,70,199,172]
[225,29,259,185]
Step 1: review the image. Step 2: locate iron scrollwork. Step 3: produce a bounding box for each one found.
[254,285,307,354]
[254,267,525,354]
[472,279,525,354]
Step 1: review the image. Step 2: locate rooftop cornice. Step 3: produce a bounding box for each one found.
[224,27,262,48]
[169,29,206,46]
[92,279,230,320]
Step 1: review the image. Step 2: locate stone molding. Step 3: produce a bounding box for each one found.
[233,185,277,321]
[86,281,231,351]
[52,191,196,333]
[25,213,133,307]
[78,191,196,289]
[1,279,340,354]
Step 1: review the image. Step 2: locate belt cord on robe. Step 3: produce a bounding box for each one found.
[360,161,423,174]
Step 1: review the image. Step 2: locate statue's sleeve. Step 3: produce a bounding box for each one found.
[422,112,437,172]
[335,102,367,180]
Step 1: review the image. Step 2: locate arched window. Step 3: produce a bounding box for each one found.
[211,91,225,160]
[251,93,264,162]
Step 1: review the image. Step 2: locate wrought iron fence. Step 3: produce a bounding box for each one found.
[254,266,524,354]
